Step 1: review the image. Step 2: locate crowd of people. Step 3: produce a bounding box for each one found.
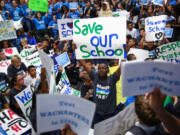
[0,0,180,134]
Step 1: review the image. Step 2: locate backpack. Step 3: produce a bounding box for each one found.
[127,124,169,135]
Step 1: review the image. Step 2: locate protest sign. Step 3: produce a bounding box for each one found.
[94,103,136,135]
[3,47,19,58]
[154,41,180,63]
[145,15,167,41]
[37,94,96,134]
[112,11,130,19]
[55,52,70,67]
[20,48,42,74]
[29,0,48,12]
[13,20,23,30]
[164,28,173,38]
[0,109,31,135]
[38,49,56,94]
[139,0,148,5]
[69,2,78,9]
[73,17,126,59]
[128,48,149,61]
[0,60,11,74]
[15,85,33,120]
[0,20,17,41]
[60,85,81,97]
[153,0,163,6]
[58,19,73,41]
[122,61,180,97]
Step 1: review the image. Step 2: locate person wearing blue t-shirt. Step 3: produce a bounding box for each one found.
[27,31,37,45]
[0,1,9,20]
[4,0,12,11]
[48,15,58,37]
[9,0,23,21]
[54,2,62,19]
[30,12,51,42]
[68,9,80,19]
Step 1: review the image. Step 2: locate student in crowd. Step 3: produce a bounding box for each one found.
[24,65,38,86]
[0,93,9,110]
[0,49,10,61]
[9,74,26,116]
[7,55,27,80]
[80,59,120,126]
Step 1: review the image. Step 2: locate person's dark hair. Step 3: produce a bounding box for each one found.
[85,59,93,64]
[28,65,36,72]
[10,74,19,88]
[127,54,135,61]
[120,1,126,9]
[127,34,132,39]
[108,59,116,67]
[131,7,139,16]
[135,96,161,126]
[60,5,69,14]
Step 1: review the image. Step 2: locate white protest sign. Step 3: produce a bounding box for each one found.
[128,48,149,61]
[38,49,55,92]
[154,41,180,64]
[15,85,33,119]
[58,19,73,41]
[153,0,163,6]
[0,109,32,135]
[122,61,180,97]
[60,85,81,97]
[145,15,167,41]
[20,48,42,74]
[164,28,173,38]
[13,20,23,30]
[0,60,11,74]
[37,94,96,134]
[69,2,78,9]
[112,11,130,19]
[55,52,70,67]
[73,17,126,59]
[94,103,136,135]
[3,47,19,57]
[0,20,17,41]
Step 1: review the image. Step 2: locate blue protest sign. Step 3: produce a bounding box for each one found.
[69,2,78,9]
[164,28,173,38]
[153,0,163,6]
[55,52,70,67]
[139,0,148,5]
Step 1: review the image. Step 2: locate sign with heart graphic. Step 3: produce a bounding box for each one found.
[145,15,167,41]
[58,19,73,41]
[3,47,19,57]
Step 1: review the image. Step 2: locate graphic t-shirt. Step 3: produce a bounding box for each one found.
[0,72,10,92]
[90,70,119,116]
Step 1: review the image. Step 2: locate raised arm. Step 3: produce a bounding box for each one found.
[79,59,92,75]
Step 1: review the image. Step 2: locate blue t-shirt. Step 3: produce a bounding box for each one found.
[27,36,37,45]
[1,9,8,20]
[48,20,58,36]
[54,3,62,19]
[5,2,12,11]
[32,16,47,30]
[68,11,80,19]
[10,7,23,21]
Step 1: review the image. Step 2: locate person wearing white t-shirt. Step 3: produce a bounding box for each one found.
[25,65,38,86]
[127,21,137,38]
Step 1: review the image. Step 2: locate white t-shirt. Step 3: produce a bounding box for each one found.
[127,28,137,38]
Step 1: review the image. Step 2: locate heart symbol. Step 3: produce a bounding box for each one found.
[4,48,13,54]
[155,32,163,39]
[67,22,73,29]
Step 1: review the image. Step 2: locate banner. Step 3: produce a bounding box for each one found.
[94,103,136,135]
[55,52,70,67]
[20,48,42,74]
[154,41,180,63]
[58,19,73,41]
[3,47,19,58]
[128,48,149,61]
[37,94,96,134]
[73,17,126,59]
[0,109,31,135]
[0,60,11,74]
[29,0,48,12]
[69,2,78,9]
[122,61,180,97]
[145,15,167,41]
[153,0,163,6]
[112,11,130,19]
[0,20,17,41]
